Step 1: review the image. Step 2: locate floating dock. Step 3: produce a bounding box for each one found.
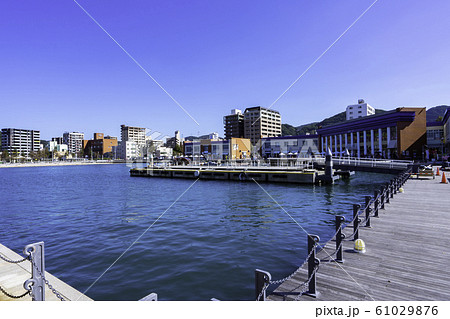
[0,244,92,301]
[130,166,330,184]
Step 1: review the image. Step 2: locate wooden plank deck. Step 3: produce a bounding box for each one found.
[269,176,450,301]
[0,244,92,301]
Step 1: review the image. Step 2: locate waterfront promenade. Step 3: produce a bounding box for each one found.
[0,161,122,169]
[0,244,92,301]
[269,175,450,301]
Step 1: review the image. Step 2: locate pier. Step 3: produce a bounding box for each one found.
[257,171,450,301]
[0,243,91,301]
[130,157,412,185]
[130,166,321,184]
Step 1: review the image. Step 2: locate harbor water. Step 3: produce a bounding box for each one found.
[0,164,393,300]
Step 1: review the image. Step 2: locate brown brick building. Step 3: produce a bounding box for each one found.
[83,133,118,158]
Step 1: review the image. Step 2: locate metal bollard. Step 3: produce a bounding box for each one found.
[380,187,385,210]
[23,242,45,301]
[374,190,380,217]
[364,196,372,227]
[383,183,391,204]
[255,269,271,301]
[353,204,361,240]
[393,179,398,194]
[335,216,345,263]
[390,180,394,198]
[306,234,320,297]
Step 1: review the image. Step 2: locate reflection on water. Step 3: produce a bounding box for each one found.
[0,165,394,300]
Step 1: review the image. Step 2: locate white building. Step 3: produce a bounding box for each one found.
[49,141,68,157]
[209,132,219,140]
[63,132,84,156]
[155,146,173,158]
[346,99,375,120]
[260,135,320,158]
[120,125,146,159]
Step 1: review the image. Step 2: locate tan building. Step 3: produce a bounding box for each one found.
[243,106,282,145]
[183,137,251,160]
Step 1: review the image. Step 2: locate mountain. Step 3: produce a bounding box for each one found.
[426,105,449,122]
[281,124,297,136]
[282,109,387,136]
[184,135,211,141]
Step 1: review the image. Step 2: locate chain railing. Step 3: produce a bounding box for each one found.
[0,241,65,301]
[254,168,411,301]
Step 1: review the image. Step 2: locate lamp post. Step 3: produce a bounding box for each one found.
[441,137,444,163]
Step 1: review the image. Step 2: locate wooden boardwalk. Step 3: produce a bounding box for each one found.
[0,244,92,301]
[269,176,450,301]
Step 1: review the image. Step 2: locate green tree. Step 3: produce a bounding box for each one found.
[173,143,183,155]
[1,150,10,162]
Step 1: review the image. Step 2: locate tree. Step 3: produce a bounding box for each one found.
[173,143,183,155]
[1,150,10,162]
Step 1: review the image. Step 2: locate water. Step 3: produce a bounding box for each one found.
[0,164,393,300]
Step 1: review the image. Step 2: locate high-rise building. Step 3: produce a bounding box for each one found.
[223,109,244,140]
[1,128,40,156]
[63,132,84,156]
[346,99,375,120]
[166,130,183,149]
[243,106,281,144]
[120,125,146,159]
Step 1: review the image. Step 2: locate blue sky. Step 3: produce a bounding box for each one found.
[1,0,450,140]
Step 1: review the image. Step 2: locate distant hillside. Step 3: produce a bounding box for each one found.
[282,109,386,136]
[426,105,449,122]
[184,135,210,141]
[281,124,297,136]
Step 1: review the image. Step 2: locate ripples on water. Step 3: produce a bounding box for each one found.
[0,164,393,300]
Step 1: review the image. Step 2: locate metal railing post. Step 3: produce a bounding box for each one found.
[23,242,45,301]
[255,269,271,301]
[380,186,385,210]
[306,234,320,297]
[374,190,380,217]
[385,182,390,204]
[353,204,361,240]
[393,179,398,194]
[335,216,345,263]
[390,180,394,198]
[364,196,372,227]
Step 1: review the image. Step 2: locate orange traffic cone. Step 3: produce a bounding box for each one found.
[441,172,448,184]
[436,167,440,176]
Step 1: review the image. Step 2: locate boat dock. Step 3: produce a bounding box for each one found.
[265,172,450,301]
[131,166,323,184]
[0,243,92,301]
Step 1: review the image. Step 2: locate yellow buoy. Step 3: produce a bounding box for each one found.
[354,239,366,253]
[399,187,404,193]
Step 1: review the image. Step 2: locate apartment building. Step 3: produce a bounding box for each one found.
[224,109,245,139]
[346,99,375,120]
[243,106,282,145]
[1,128,40,156]
[63,132,84,156]
[120,125,146,159]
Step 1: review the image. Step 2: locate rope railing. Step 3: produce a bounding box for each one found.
[254,168,411,301]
